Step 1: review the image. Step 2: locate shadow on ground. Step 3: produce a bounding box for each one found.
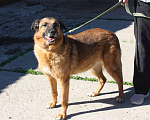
[66,87,150,119]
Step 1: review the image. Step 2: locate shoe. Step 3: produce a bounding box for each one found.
[130,92,149,105]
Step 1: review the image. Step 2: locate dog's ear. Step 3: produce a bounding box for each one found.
[31,19,40,31]
[59,21,68,31]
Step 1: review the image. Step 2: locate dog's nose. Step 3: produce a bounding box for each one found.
[50,30,56,35]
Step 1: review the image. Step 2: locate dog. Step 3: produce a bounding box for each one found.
[31,17,123,120]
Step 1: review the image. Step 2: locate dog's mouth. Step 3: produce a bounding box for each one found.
[44,35,55,44]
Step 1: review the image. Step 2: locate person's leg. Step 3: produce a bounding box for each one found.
[131,1,150,105]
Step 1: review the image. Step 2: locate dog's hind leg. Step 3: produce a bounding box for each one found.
[103,55,124,103]
[88,61,107,97]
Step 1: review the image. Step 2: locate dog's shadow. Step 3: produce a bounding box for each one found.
[65,87,150,119]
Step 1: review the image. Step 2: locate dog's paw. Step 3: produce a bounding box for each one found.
[116,97,124,103]
[88,92,95,97]
[46,101,57,109]
[88,92,99,97]
[46,105,52,109]
[56,113,66,120]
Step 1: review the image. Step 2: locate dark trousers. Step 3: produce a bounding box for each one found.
[133,1,150,95]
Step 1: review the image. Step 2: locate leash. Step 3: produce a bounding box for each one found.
[64,1,150,35]
[64,1,122,35]
[125,1,150,19]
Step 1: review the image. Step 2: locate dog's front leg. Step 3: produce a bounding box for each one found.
[46,75,58,109]
[57,76,70,120]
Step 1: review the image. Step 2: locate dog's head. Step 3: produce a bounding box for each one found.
[31,17,67,49]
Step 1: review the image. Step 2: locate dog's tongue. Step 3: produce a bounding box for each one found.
[45,36,54,41]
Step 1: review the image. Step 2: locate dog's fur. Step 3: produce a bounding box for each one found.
[31,17,123,119]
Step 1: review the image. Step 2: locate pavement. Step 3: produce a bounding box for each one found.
[0,0,150,120]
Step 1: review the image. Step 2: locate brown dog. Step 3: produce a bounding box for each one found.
[31,17,123,120]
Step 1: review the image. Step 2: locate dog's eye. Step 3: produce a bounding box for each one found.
[42,23,48,27]
[53,22,58,28]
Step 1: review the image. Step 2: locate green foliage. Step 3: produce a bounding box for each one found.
[26,69,43,75]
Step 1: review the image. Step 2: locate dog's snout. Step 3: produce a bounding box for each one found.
[50,30,56,34]
[45,28,56,38]
[47,28,56,35]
